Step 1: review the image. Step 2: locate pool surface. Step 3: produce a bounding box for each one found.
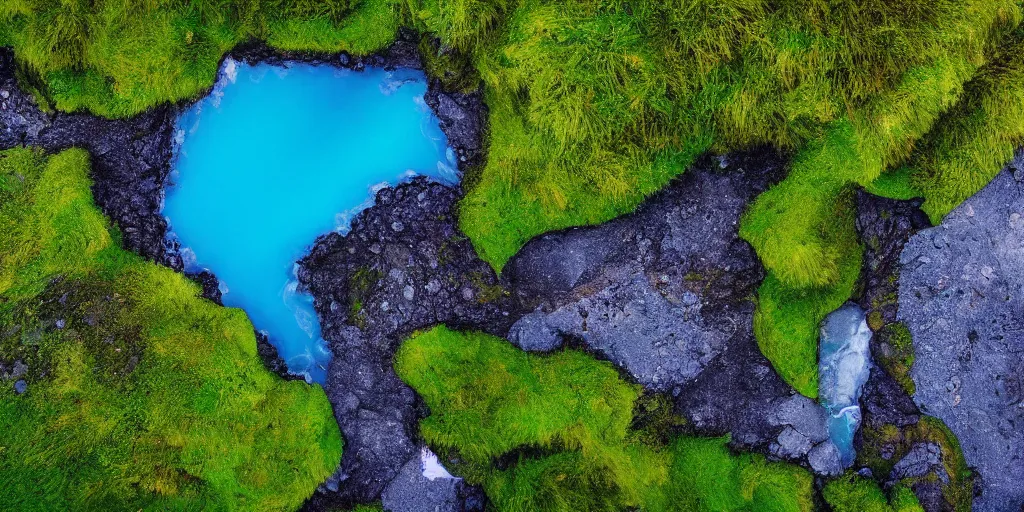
[164,58,457,383]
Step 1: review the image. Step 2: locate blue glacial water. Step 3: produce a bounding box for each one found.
[818,302,873,467]
[164,59,457,383]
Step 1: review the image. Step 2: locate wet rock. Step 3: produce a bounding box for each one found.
[299,179,519,505]
[255,330,295,381]
[898,162,1024,512]
[424,86,486,170]
[188,270,223,305]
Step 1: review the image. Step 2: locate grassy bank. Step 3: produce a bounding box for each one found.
[395,326,917,511]
[0,147,342,510]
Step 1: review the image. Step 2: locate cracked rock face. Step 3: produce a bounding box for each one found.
[298,179,518,506]
[899,163,1024,512]
[504,151,838,472]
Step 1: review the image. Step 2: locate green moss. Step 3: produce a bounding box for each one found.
[0,147,342,510]
[858,416,974,512]
[877,322,916,395]
[823,474,923,512]
[395,326,814,511]
[348,265,382,328]
[749,192,862,398]
[0,0,400,117]
[468,270,508,303]
[909,27,1024,223]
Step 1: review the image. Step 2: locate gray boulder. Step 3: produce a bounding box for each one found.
[899,163,1024,512]
[506,153,776,391]
[381,449,484,512]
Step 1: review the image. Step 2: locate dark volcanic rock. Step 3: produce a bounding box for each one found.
[899,161,1024,512]
[855,190,931,324]
[504,151,837,469]
[380,449,485,512]
[853,191,928,430]
[1,48,177,267]
[506,152,778,391]
[859,367,920,429]
[254,330,293,380]
[425,87,486,170]
[188,270,224,305]
[299,178,518,505]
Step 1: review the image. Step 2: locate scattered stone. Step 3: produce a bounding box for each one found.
[380,449,485,512]
[11,360,28,379]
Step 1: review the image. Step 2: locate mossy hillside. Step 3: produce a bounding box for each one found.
[395,326,818,511]
[0,147,342,510]
[907,26,1024,222]
[823,474,924,512]
[0,0,400,117]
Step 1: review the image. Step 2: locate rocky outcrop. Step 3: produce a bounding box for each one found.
[424,87,485,171]
[899,160,1024,512]
[504,151,839,471]
[380,449,485,512]
[1,48,177,266]
[298,179,517,506]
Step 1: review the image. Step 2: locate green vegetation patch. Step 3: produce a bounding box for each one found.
[875,322,917,395]
[7,0,1024,400]
[908,27,1024,222]
[823,474,923,512]
[0,147,342,510]
[395,326,815,511]
[858,416,975,512]
[0,0,402,117]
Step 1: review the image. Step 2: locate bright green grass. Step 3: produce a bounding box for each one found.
[396,326,817,511]
[0,147,342,510]
[0,0,402,117]
[823,474,924,512]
